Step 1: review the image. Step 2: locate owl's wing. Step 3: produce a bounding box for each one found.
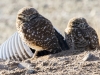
[54,28,69,50]
[81,27,99,49]
[88,27,99,49]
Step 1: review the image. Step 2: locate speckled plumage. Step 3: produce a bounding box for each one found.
[16,7,62,58]
[65,17,99,50]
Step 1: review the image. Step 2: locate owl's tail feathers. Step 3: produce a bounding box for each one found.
[54,29,69,50]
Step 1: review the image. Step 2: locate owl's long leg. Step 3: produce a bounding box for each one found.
[31,50,38,60]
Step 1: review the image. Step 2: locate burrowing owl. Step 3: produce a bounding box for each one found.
[16,7,66,58]
[65,17,99,50]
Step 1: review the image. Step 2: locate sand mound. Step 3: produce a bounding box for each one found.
[0,50,100,75]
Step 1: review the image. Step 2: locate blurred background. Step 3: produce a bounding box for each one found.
[0,0,100,44]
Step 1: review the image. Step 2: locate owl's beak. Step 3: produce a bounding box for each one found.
[26,16,30,21]
[23,16,30,21]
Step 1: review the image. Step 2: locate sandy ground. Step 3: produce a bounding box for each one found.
[0,50,100,75]
[0,0,100,75]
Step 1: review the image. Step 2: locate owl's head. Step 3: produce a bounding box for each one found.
[17,7,39,22]
[67,17,89,29]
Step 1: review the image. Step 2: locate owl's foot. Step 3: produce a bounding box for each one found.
[30,56,38,60]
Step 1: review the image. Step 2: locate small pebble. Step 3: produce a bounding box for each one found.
[18,62,30,69]
[25,69,34,74]
[24,60,31,63]
[82,53,93,61]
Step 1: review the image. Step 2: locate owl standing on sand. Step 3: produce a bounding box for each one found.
[16,7,69,59]
[65,17,99,50]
